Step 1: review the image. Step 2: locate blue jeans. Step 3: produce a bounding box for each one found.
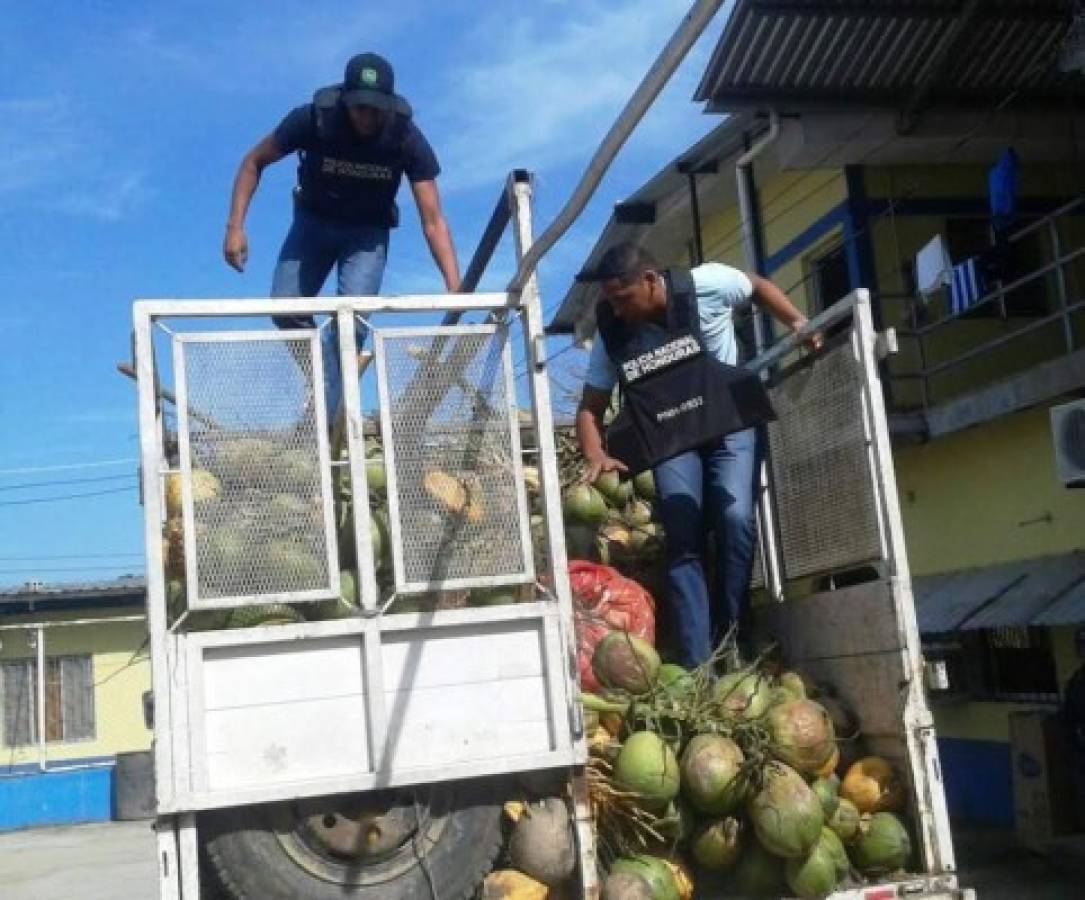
[653,427,761,668]
[270,208,389,416]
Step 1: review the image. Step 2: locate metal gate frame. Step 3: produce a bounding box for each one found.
[136,179,589,900]
[749,290,959,885]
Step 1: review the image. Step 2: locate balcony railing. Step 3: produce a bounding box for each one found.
[884,197,1084,417]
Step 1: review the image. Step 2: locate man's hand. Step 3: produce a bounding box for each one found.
[790,315,824,353]
[582,452,628,485]
[224,225,248,273]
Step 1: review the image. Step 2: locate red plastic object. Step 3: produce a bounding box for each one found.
[568,560,656,693]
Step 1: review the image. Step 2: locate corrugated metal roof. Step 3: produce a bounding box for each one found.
[0,576,146,602]
[696,0,1079,114]
[914,551,1085,633]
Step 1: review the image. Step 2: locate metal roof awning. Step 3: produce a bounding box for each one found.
[914,551,1085,633]
[695,0,1080,121]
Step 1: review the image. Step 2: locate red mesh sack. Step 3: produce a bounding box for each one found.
[568,560,656,693]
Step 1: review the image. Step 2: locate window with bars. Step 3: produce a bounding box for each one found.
[1,656,96,747]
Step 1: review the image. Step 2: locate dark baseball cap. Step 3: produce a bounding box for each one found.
[341,53,406,113]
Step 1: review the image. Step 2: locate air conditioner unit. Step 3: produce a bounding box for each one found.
[1051,399,1085,488]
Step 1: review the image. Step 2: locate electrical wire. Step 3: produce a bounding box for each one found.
[0,565,145,573]
[0,552,145,561]
[0,486,136,508]
[0,458,137,476]
[0,473,137,493]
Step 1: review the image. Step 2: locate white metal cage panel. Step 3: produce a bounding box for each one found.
[765,340,883,580]
[375,325,534,593]
[174,331,339,606]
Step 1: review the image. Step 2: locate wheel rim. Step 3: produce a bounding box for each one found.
[273,789,450,886]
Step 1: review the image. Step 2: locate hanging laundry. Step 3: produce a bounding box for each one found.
[989,147,1020,237]
[951,257,985,316]
[916,234,952,300]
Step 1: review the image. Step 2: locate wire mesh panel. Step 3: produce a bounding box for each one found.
[376,325,533,592]
[765,340,884,580]
[174,332,338,606]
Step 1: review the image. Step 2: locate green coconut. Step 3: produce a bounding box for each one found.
[680,734,747,816]
[713,670,772,721]
[203,525,247,567]
[778,670,808,699]
[225,603,305,629]
[632,470,656,500]
[657,663,694,699]
[269,492,312,520]
[602,871,654,900]
[266,539,325,586]
[848,812,912,876]
[819,826,850,880]
[563,484,609,526]
[614,731,680,810]
[828,798,861,843]
[765,699,837,775]
[785,834,839,899]
[277,447,319,489]
[594,470,632,507]
[623,498,654,528]
[592,632,660,695]
[507,798,576,887]
[812,775,841,818]
[564,523,601,561]
[366,456,387,492]
[691,816,743,872]
[733,840,787,897]
[340,569,358,605]
[747,762,824,859]
[609,856,679,900]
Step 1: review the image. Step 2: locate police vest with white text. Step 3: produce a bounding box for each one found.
[596,268,775,474]
[294,86,413,228]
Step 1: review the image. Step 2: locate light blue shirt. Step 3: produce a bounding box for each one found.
[584,262,754,392]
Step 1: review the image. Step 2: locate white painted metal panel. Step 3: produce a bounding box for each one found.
[198,638,371,791]
[380,621,556,771]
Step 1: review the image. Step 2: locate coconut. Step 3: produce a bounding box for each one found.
[623,498,654,528]
[594,470,630,507]
[841,756,906,814]
[849,812,912,876]
[609,857,680,900]
[165,469,222,519]
[785,833,839,898]
[812,775,841,818]
[713,670,772,721]
[632,470,656,500]
[680,734,747,816]
[778,670,807,699]
[828,798,861,843]
[747,762,824,859]
[602,871,654,900]
[663,860,694,900]
[366,456,386,492]
[819,826,850,880]
[814,745,841,779]
[481,869,549,900]
[225,603,304,629]
[733,840,787,897]
[339,569,358,605]
[614,731,680,810]
[765,699,837,775]
[507,798,576,887]
[563,484,609,526]
[266,539,325,586]
[278,447,319,489]
[592,632,660,695]
[657,664,694,699]
[691,816,743,871]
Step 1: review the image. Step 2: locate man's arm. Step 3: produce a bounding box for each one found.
[410,180,461,292]
[223,134,289,272]
[576,387,627,483]
[749,274,823,351]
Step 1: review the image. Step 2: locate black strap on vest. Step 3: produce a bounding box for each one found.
[595,268,700,369]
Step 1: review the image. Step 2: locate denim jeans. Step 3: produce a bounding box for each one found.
[270,208,389,417]
[652,427,761,668]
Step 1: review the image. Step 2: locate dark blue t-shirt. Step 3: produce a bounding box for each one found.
[273,103,440,226]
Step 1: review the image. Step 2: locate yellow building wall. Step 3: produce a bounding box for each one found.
[894,405,1085,577]
[0,608,151,766]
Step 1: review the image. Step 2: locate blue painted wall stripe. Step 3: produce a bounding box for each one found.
[937,737,1014,827]
[763,202,849,275]
[0,766,114,832]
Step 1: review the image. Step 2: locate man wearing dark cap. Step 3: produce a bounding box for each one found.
[224,51,460,309]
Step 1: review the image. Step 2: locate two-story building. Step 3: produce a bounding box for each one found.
[550,0,1085,829]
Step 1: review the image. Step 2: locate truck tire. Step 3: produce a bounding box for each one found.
[201,781,505,900]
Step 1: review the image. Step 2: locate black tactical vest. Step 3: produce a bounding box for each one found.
[596,268,775,474]
[295,87,413,228]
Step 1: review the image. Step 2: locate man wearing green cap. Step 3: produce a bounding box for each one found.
[223,52,459,411]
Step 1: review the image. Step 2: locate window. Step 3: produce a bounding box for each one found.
[1,655,96,747]
[811,243,852,313]
[977,626,1059,702]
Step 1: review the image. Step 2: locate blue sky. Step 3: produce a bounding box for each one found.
[0,0,730,588]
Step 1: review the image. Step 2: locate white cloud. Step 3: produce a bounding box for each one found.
[432,0,721,193]
[51,171,152,223]
[0,97,80,195]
